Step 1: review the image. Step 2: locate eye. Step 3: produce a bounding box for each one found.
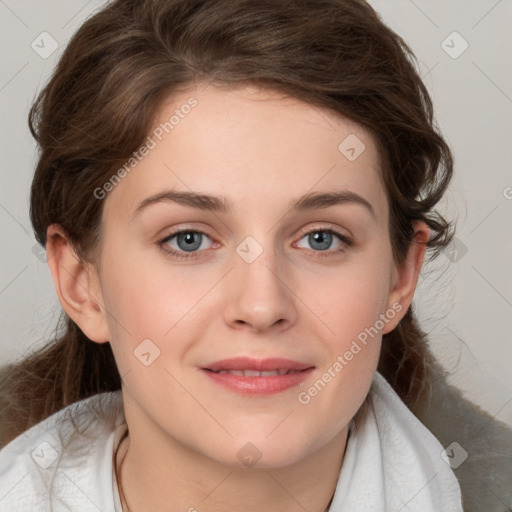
[158,229,215,259]
[294,227,352,256]
[158,226,352,260]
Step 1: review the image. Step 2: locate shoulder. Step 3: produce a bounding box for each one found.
[413,363,512,512]
[329,371,463,511]
[369,372,464,509]
[0,390,124,511]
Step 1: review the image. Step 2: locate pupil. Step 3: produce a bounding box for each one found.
[311,231,331,251]
[178,232,201,251]
[175,231,332,253]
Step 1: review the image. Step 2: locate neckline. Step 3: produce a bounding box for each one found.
[112,421,129,511]
[110,419,355,512]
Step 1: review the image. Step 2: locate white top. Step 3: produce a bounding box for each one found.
[0,371,463,511]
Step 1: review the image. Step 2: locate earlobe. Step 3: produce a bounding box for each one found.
[382,221,430,334]
[46,224,110,343]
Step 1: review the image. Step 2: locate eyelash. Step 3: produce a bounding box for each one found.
[157,227,353,260]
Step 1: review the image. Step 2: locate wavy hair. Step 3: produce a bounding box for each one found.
[0,0,455,446]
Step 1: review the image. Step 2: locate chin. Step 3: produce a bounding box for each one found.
[204,436,313,470]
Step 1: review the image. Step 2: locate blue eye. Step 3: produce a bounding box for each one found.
[295,229,352,255]
[158,227,352,260]
[159,229,214,259]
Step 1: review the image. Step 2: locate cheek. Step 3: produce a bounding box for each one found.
[303,260,391,346]
[98,244,217,356]
[295,267,388,434]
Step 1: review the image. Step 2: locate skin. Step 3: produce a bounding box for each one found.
[46,82,429,512]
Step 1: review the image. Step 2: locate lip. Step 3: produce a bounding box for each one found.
[201,357,315,395]
[204,357,313,372]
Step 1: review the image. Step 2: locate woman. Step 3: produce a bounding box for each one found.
[0,0,509,510]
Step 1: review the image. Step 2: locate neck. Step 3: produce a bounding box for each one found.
[116,416,348,512]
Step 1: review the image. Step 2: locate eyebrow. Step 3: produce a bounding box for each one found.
[132,188,376,220]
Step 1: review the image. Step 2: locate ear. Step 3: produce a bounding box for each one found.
[46,224,110,343]
[382,220,430,334]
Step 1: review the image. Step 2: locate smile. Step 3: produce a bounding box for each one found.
[208,369,303,376]
[200,357,315,395]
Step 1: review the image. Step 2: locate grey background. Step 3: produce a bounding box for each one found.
[0,0,511,427]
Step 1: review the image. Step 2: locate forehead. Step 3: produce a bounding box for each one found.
[103,82,388,225]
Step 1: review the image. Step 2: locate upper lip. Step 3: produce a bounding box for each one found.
[204,357,314,372]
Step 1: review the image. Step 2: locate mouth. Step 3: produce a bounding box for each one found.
[205,368,305,376]
[204,356,313,372]
[200,357,315,395]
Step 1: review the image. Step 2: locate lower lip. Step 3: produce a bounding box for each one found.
[201,368,315,395]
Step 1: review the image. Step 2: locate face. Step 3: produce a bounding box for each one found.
[93,82,401,468]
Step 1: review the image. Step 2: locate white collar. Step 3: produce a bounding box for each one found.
[328,372,463,511]
[0,372,462,511]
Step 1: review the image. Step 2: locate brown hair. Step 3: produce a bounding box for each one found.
[0,0,454,446]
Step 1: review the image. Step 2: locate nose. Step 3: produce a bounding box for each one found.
[222,242,298,333]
